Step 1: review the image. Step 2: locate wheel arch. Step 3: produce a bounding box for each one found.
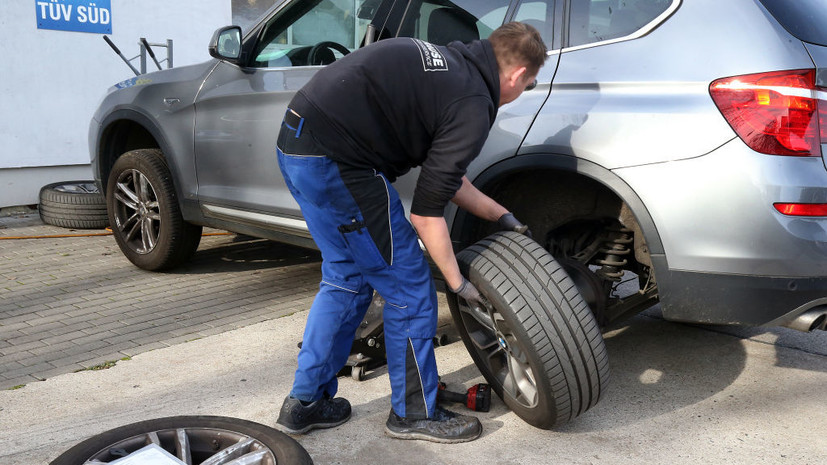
[95,108,200,221]
[451,152,665,269]
[96,108,164,189]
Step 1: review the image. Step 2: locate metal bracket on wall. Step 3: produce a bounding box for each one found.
[103,36,174,76]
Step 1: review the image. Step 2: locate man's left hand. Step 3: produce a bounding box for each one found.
[497,212,533,238]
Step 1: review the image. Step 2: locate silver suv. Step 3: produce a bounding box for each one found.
[90,0,827,427]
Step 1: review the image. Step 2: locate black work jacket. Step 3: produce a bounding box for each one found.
[289,37,500,217]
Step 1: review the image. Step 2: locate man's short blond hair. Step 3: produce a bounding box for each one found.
[489,22,548,76]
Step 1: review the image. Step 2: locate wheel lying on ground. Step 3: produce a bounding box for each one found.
[107,149,202,271]
[38,181,109,229]
[49,416,313,465]
[447,231,609,429]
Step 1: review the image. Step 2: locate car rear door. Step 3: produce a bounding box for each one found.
[193,0,391,231]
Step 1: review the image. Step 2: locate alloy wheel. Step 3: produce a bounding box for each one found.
[457,299,539,409]
[113,168,161,255]
[80,426,275,464]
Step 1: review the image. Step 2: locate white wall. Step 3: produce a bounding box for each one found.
[0,0,232,208]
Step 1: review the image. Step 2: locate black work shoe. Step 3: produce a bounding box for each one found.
[276,396,352,434]
[385,406,482,443]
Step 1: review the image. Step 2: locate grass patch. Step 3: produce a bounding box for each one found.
[78,356,132,372]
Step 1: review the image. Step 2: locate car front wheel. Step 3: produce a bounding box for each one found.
[106,149,202,271]
[448,231,609,428]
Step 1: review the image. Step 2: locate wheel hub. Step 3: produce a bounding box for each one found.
[498,336,508,349]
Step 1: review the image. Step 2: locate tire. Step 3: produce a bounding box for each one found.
[50,415,313,465]
[38,181,109,229]
[447,231,609,429]
[107,149,202,271]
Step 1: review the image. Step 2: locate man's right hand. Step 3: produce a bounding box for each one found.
[451,277,488,312]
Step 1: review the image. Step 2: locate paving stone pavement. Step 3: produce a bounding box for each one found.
[0,211,322,390]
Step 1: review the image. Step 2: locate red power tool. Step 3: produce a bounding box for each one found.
[437,382,491,412]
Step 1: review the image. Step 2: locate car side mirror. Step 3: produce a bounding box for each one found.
[209,26,242,63]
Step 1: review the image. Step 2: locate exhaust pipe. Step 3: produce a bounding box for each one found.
[783,308,827,332]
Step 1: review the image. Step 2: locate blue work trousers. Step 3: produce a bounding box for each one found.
[276,113,439,420]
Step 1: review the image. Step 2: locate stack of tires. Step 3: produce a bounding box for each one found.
[38,181,109,229]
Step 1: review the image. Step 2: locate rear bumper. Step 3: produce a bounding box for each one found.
[653,255,827,326]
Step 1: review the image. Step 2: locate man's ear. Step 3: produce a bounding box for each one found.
[506,66,528,87]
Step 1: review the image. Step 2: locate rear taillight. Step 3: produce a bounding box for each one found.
[821,97,827,141]
[710,69,824,157]
[774,203,827,217]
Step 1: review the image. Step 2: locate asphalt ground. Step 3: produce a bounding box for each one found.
[1,211,827,464]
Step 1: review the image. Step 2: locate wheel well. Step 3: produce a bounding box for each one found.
[98,120,160,189]
[454,168,653,269]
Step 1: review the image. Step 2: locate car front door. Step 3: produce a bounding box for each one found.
[193,0,389,234]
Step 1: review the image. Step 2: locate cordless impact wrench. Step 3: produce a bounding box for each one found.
[437,382,491,412]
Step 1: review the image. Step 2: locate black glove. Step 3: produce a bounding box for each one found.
[451,277,488,312]
[498,212,533,238]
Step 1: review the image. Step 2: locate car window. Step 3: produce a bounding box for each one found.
[513,1,554,47]
[398,0,511,46]
[568,0,673,48]
[759,0,827,47]
[251,0,381,67]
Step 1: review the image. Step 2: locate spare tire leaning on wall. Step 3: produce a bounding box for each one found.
[447,231,609,428]
[38,181,109,229]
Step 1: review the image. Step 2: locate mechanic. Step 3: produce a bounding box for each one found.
[275,22,547,443]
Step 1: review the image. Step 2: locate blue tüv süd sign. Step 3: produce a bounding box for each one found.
[36,0,112,34]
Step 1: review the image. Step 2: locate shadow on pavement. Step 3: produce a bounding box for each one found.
[693,324,827,373]
[557,312,747,433]
[176,235,321,274]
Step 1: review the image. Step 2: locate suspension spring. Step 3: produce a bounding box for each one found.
[596,227,633,282]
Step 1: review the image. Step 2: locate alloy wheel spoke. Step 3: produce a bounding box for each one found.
[146,431,161,446]
[174,428,193,465]
[125,217,143,243]
[201,438,256,465]
[459,301,495,332]
[145,201,161,221]
[119,211,140,234]
[503,344,538,405]
[115,183,139,210]
[461,302,500,352]
[136,172,152,203]
[470,330,500,352]
[505,337,529,365]
[141,217,157,251]
[218,450,269,465]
